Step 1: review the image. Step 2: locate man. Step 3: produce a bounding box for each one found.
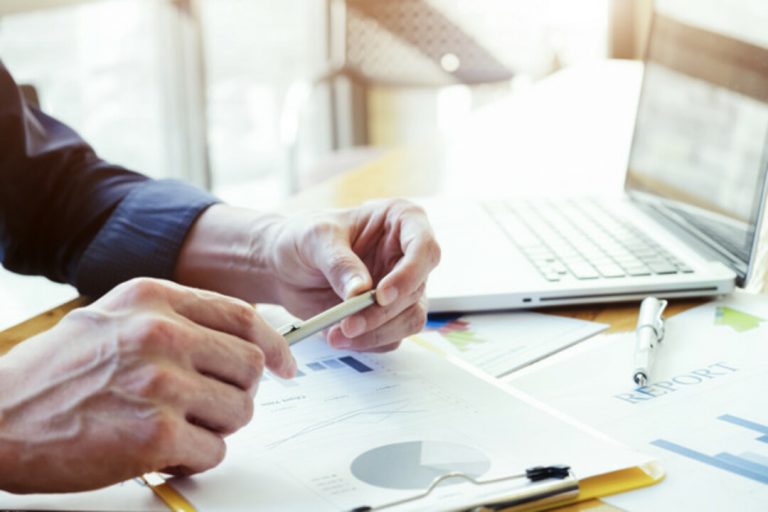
[0,61,440,493]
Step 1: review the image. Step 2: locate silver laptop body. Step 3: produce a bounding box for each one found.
[424,8,768,313]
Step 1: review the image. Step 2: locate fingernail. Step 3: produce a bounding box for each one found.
[287,357,298,377]
[378,286,398,306]
[345,275,366,298]
[344,315,367,338]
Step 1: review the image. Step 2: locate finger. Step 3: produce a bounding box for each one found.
[339,283,426,339]
[169,286,296,378]
[365,340,403,353]
[180,371,255,435]
[164,317,266,391]
[310,225,373,299]
[280,288,345,319]
[327,298,428,352]
[130,364,255,435]
[161,419,227,476]
[375,211,440,307]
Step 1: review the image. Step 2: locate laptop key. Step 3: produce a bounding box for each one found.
[567,262,600,279]
[550,262,569,274]
[647,261,678,274]
[673,262,695,273]
[595,264,626,278]
[624,265,652,276]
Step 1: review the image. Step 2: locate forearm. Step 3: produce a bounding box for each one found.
[0,362,27,493]
[174,204,287,304]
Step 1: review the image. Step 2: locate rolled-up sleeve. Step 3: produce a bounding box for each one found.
[0,61,219,296]
[75,179,217,296]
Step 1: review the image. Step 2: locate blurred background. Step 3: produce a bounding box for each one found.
[0,0,653,327]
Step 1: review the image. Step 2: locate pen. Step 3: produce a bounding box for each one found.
[633,296,668,387]
[278,290,378,345]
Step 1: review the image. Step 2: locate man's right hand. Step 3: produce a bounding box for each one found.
[0,277,295,494]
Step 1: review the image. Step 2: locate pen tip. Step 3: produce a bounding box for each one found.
[634,374,647,387]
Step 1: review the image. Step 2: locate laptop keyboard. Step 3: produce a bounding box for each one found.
[483,199,695,282]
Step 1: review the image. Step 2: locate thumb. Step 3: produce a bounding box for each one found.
[317,244,373,299]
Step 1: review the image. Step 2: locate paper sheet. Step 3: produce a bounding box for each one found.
[509,292,768,511]
[411,311,607,378]
[0,308,631,511]
[170,337,651,511]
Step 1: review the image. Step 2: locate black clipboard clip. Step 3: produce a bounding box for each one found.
[351,465,578,512]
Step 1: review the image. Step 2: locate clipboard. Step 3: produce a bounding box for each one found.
[140,336,665,512]
[142,461,663,512]
[142,462,665,512]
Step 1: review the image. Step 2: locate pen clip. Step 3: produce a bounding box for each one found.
[277,321,302,337]
[637,298,668,342]
[278,290,378,346]
[653,299,668,341]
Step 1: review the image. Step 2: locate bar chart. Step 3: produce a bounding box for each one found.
[425,314,486,352]
[264,354,374,387]
[652,414,768,485]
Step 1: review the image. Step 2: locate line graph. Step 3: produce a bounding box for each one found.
[266,400,424,449]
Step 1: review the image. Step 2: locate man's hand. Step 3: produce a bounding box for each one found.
[175,200,441,352]
[0,278,295,494]
[268,200,441,352]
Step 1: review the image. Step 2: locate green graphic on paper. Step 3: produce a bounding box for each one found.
[714,306,765,333]
[427,318,486,352]
[443,329,486,352]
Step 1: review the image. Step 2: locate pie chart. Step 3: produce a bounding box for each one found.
[350,440,491,490]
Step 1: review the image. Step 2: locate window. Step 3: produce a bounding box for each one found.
[0,0,207,182]
[200,0,326,207]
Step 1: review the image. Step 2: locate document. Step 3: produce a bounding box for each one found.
[170,336,651,511]
[509,292,768,511]
[411,311,606,377]
[0,310,641,511]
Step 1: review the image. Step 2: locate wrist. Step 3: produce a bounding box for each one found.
[174,204,287,303]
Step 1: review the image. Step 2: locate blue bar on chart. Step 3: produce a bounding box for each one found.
[651,439,768,485]
[339,356,374,373]
[322,359,345,369]
[717,453,768,476]
[743,452,768,468]
[307,362,327,371]
[718,414,768,443]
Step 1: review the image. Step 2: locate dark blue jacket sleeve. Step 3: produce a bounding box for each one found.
[0,61,219,296]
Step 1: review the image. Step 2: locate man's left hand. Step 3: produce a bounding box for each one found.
[175,199,441,352]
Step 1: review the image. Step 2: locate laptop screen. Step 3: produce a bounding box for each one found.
[625,5,768,283]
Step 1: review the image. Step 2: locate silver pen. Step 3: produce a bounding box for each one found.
[278,290,378,345]
[633,296,668,387]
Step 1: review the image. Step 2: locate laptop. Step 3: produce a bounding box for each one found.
[423,6,768,313]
